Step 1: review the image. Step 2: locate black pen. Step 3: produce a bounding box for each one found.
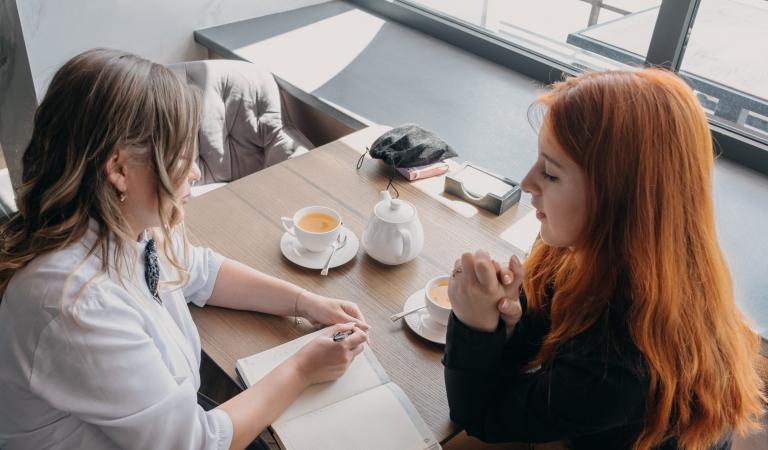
[333,330,354,342]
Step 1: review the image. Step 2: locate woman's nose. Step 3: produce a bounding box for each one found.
[520,167,536,195]
[190,161,201,184]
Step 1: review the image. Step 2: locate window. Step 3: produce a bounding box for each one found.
[679,0,768,144]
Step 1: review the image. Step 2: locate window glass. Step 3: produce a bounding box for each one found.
[401,0,661,69]
[680,0,768,143]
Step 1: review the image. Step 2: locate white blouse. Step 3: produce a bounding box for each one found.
[0,222,232,450]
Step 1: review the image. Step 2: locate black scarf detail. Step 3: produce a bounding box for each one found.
[144,238,162,304]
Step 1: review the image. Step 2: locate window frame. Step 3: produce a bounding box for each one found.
[348,0,768,175]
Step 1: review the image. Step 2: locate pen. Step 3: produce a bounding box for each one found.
[333,330,354,342]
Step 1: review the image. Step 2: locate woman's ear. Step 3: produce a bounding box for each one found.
[105,149,128,195]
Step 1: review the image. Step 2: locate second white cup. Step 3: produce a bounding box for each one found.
[281,206,342,252]
[424,275,452,326]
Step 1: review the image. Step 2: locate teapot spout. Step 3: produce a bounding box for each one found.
[379,190,392,203]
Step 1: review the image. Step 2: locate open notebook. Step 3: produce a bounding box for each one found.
[236,328,441,450]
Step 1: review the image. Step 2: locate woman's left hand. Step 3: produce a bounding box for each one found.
[299,291,370,331]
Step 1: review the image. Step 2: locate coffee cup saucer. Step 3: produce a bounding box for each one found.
[280,226,359,270]
[402,289,447,345]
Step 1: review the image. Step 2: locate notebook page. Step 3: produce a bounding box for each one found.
[236,328,389,423]
[273,383,440,450]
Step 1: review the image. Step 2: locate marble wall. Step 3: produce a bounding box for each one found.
[0,0,330,191]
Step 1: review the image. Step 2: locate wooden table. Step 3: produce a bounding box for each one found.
[184,126,537,443]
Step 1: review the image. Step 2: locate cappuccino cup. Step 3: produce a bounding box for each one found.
[424,275,451,326]
[281,206,342,252]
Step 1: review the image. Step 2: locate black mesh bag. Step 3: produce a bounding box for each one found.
[356,124,458,196]
[366,124,457,168]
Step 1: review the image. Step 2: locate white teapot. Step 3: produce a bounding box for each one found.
[362,191,424,265]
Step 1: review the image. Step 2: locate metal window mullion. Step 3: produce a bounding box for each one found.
[644,0,701,71]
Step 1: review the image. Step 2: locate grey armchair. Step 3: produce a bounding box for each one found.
[167,59,312,190]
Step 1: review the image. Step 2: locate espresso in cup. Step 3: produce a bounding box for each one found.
[298,212,339,233]
[427,280,451,308]
[425,275,452,326]
[281,206,342,252]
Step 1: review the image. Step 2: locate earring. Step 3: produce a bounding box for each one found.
[119,193,126,203]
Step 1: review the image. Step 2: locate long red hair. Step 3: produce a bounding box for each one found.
[523,69,765,450]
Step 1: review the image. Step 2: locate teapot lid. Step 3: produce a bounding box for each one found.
[374,195,416,224]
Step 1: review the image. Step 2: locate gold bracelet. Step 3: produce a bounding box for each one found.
[294,289,306,326]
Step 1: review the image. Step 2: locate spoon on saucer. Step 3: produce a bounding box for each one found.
[320,233,348,276]
[390,305,426,322]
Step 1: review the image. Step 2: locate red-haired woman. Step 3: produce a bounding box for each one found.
[444,69,765,450]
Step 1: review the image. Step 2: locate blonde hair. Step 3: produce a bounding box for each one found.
[0,48,200,300]
[524,69,765,450]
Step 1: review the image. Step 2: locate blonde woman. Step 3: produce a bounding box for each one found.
[445,69,765,449]
[0,49,369,450]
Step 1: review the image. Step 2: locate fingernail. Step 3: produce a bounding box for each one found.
[500,299,509,309]
[503,275,512,284]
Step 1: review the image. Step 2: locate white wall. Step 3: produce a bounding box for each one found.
[0,0,329,192]
[18,0,330,97]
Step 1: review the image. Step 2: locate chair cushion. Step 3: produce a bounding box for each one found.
[168,60,311,184]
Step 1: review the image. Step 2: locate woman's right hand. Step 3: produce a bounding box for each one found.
[493,255,525,336]
[291,323,368,386]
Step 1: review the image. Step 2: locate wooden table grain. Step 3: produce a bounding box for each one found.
[184,126,536,443]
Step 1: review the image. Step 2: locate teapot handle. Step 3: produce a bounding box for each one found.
[399,229,412,259]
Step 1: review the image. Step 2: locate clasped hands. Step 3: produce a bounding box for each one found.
[296,249,523,336]
[448,250,524,334]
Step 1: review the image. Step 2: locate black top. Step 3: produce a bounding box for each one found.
[442,293,731,450]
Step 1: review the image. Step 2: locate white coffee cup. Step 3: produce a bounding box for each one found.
[424,275,452,326]
[281,206,342,252]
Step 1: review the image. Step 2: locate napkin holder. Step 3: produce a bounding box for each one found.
[444,163,521,215]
